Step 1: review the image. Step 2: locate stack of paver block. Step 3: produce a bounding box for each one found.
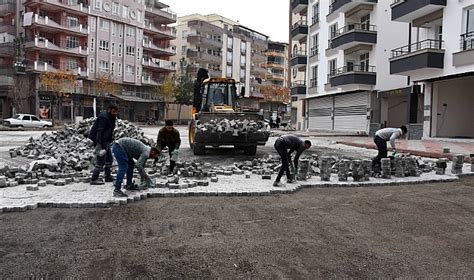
[451,154,465,174]
[337,160,350,182]
[297,159,309,181]
[351,160,364,182]
[406,157,419,177]
[435,158,448,175]
[393,157,405,177]
[471,154,474,172]
[195,118,269,135]
[362,160,372,181]
[320,157,332,181]
[381,158,391,179]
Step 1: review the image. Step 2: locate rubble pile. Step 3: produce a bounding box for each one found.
[0,118,153,188]
[195,118,269,136]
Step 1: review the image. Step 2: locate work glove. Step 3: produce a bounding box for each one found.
[289,164,296,174]
[171,149,179,156]
[392,150,398,157]
[94,145,106,157]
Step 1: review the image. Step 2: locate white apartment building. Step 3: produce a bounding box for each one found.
[172,14,269,109]
[389,0,474,138]
[292,0,474,139]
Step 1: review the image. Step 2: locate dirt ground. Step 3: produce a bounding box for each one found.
[1,177,473,279]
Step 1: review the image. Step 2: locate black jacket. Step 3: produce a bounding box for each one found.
[89,112,116,149]
[280,135,305,170]
[156,127,181,150]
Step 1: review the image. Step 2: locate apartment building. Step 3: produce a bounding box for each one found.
[0,0,176,122]
[389,0,474,138]
[291,0,474,139]
[172,14,269,110]
[260,41,289,119]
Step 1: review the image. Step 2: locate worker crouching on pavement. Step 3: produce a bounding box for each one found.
[111,137,160,197]
[89,104,118,185]
[273,135,311,187]
[156,120,181,173]
[371,125,408,170]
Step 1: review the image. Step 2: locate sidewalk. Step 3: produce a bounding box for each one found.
[336,137,474,160]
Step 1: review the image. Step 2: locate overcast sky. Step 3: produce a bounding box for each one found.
[163,0,289,43]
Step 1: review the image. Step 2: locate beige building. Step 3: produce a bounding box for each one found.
[172,13,269,110]
[0,0,177,123]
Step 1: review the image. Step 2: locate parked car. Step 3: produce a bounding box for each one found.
[3,114,53,128]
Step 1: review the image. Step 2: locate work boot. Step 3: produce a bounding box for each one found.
[90,178,105,185]
[125,183,140,191]
[104,175,115,182]
[273,181,284,187]
[287,178,296,184]
[113,189,128,197]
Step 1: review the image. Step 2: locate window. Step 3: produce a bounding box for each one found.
[181,45,186,55]
[240,41,246,53]
[99,40,109,51]
[22,115,31,121]
[240,55,245,67]
[126,25,135,37]
[311,65,318,88]
[118,24,123,37]
[90,58,95,73]
[66,58,77,70]
[137,10,143,23]
[126,64,134,75]
[112,22,117,36]
[90,17,96,32]
[136,66,140,78]
[311,34,318,56]
[360,53,369,72]
[227,36,233,49]
[122,5,129,18]
[66,36,79,49]
[468,8,474,33]
[226,65,232,78]
[67,16,79,27]
[94,0,102,10]
[360,14,370,30]
[99,60,109,72]
[111,62,115,74]
[137,48,140,60]
[31,116,40,121]
[329,23,338,39]
[118,63,122,76]
[90,38,94,52]
[118,43,122,57]
[111,42,115,55]
[100,19,109,32]
[112,2,118,15]
[226,51,232,64]
[126,45,135,56]
[328,59,337,77]
[312,2,319,25]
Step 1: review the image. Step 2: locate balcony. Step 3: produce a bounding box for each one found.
[290,51,307,70]
[265,61,285,70]
[329,65,376,88]
[0,2,15,16]
[266,73,285,81]
[291,20,308,42]
[187,20,224,36]
[328,0,378,15]
[27,14,89,37]
[25,37,89,57]
[291,81,306,95]
[453,32,474,67]
[390,39,444,75]
[142,58,176,72]
[187,34,222,49]
[251,64,267,76]
[291,0,308,14]
[391,0,446,22]
[265,50,286,58]
[187,49,222,65]
[24,0,89,16]
[0,25,15,35]
[26,61,87,78]
[0,42,14,57]
[145,6,177,25]
[309,47,319,63]
[143,22,176,39]
[142,40,176,56]
[141,76,164,86]
[329,23,377,50]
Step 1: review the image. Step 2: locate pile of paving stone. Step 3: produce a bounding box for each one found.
[195,118,269,136]
[0,118,154,189]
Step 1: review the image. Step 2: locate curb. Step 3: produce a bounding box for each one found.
[1,173,471,214]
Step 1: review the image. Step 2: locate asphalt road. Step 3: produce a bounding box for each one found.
[0,177,473,278]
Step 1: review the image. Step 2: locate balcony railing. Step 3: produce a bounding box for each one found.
[331,23,376,39]
[142,40,176,55]
[27,60,87,76]
[26,37,89,56]
[311,15,320,26]
[292,20,308,30]
[25,0,90,14]
[310,78,317,88]
[143,22,176,38]
[291,50,307,58]
[142,58,176,71]
[310,47,318,57]
[460,32,474,51]
[291,80,306,87]
[391,39,444,59]
[29,14,89,35]
[329,65,376,77]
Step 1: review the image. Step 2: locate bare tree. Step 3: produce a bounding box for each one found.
[8,73,31,115]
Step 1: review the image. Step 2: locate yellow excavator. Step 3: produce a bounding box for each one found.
[188,68,270,155]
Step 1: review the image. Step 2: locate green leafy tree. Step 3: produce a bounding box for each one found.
[159,75,176,120]
[174,58,194,124]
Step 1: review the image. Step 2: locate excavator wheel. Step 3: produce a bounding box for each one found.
[193,144,206,155]
[244,145,257,156]
[188,121,195,149]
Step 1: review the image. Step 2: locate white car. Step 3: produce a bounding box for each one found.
[3,114,53,128]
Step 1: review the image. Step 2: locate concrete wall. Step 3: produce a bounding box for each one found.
[433,76,474,138]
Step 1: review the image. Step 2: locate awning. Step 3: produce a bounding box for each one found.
[377,86,411,98]
[414,71,474,83]
[111,94,159,103]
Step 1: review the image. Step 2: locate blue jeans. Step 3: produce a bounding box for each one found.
[91,143,112,180]
[112,143,135,191]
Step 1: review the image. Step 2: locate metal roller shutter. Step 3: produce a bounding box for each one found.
[334,92,369,132]
[308,96,333,130]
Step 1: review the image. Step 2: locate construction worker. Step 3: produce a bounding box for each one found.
[273,134,312,187]
[111,137,160,197]
[156,120,181,173]
[372,125,408,169]
[89,104,118,185]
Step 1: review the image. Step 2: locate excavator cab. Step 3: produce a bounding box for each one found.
[201,78,238,113]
